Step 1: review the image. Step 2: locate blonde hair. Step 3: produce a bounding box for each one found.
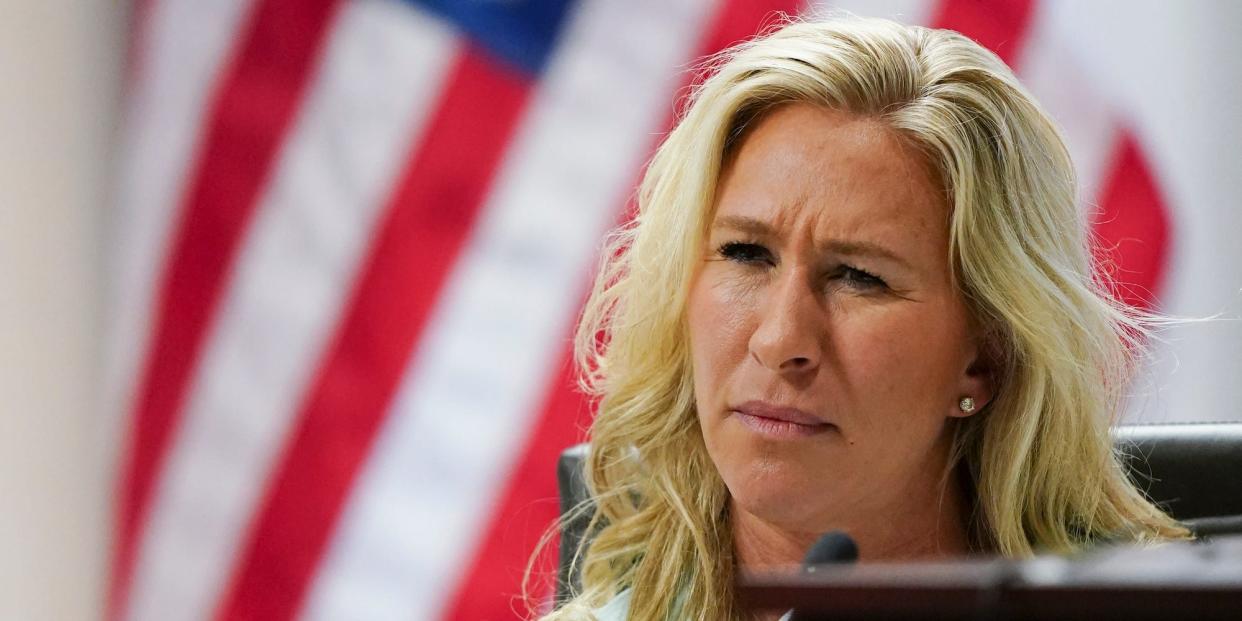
[536,15,1188,621]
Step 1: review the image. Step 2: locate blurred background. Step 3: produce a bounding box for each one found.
[2,0,1240,619]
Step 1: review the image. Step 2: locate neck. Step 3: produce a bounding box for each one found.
[732,467,972,572]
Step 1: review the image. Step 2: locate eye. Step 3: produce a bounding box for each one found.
[717,241,775,266]
[833,265,887,291]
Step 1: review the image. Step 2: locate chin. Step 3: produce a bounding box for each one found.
[721,456,837,532]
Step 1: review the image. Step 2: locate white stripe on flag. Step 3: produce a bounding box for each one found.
[814,0,935,25]
[297,0,719,619]
[1016,3,1119,210]
[104,0,256,464]
[122,4,459,620]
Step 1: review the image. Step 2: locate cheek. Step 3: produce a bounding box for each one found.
[687,271,756,412]
[835,299,969,417]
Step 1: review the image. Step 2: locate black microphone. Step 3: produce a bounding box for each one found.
[803,530,858,570]
[788,531,858,621]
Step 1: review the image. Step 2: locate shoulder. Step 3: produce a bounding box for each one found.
[587,589,791,620]
[591,589,631,621]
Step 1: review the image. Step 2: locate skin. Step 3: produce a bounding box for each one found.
[686,103,995,576]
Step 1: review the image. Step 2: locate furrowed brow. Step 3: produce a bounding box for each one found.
[711,215,915,271]
[711,215,773,237]
[822,240,913,270]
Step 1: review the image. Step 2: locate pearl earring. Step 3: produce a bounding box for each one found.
[958,397,976,413]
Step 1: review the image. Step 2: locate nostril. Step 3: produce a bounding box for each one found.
[783,356,812,370]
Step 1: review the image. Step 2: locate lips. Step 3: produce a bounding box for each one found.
[732,401,834,438]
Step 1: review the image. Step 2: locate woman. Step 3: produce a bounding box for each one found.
[539,15,1188,620]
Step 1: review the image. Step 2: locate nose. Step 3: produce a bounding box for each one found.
[748,266,824,375]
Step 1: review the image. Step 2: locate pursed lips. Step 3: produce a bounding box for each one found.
[731,400,835,438]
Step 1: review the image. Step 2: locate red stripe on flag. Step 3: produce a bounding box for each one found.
[930,2,1172,309]
[438,1,806,618]
[441,346,593,621]
[112,0,342,616]
[1090,132,1172,310]
[695,0,807,53]
[213,47,532,621]
[930,0,1034,66]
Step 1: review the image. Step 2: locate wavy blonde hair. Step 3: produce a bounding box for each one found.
[536,15,1188,621]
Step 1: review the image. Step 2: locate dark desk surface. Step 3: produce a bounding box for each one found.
[738,535,1242,621]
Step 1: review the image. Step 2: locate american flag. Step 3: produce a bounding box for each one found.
[106,0,1242,619]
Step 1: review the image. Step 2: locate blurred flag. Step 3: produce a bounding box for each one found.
[105,0,1241,620]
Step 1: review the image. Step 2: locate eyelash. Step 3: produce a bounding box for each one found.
[715,241,888,290]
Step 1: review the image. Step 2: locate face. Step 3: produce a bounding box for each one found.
[687,103,992,536]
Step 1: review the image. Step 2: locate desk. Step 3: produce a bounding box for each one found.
[738,536,1242,620]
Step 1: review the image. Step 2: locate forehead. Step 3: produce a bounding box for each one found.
[713,103,946,243]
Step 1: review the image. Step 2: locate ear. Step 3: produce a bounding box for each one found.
[950,335,998,419]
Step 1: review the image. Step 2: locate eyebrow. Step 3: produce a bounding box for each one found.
[711,215,914,269]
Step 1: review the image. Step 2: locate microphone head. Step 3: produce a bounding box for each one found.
[802,530,858,570]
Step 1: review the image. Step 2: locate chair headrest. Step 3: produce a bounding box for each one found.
[1114,422,1242,522]
[558,422,1242,531]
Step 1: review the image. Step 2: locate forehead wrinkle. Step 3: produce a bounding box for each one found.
[711,104,946,271]
[710,214,914,270]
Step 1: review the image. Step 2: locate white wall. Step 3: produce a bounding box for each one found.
[0,1,125,619]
